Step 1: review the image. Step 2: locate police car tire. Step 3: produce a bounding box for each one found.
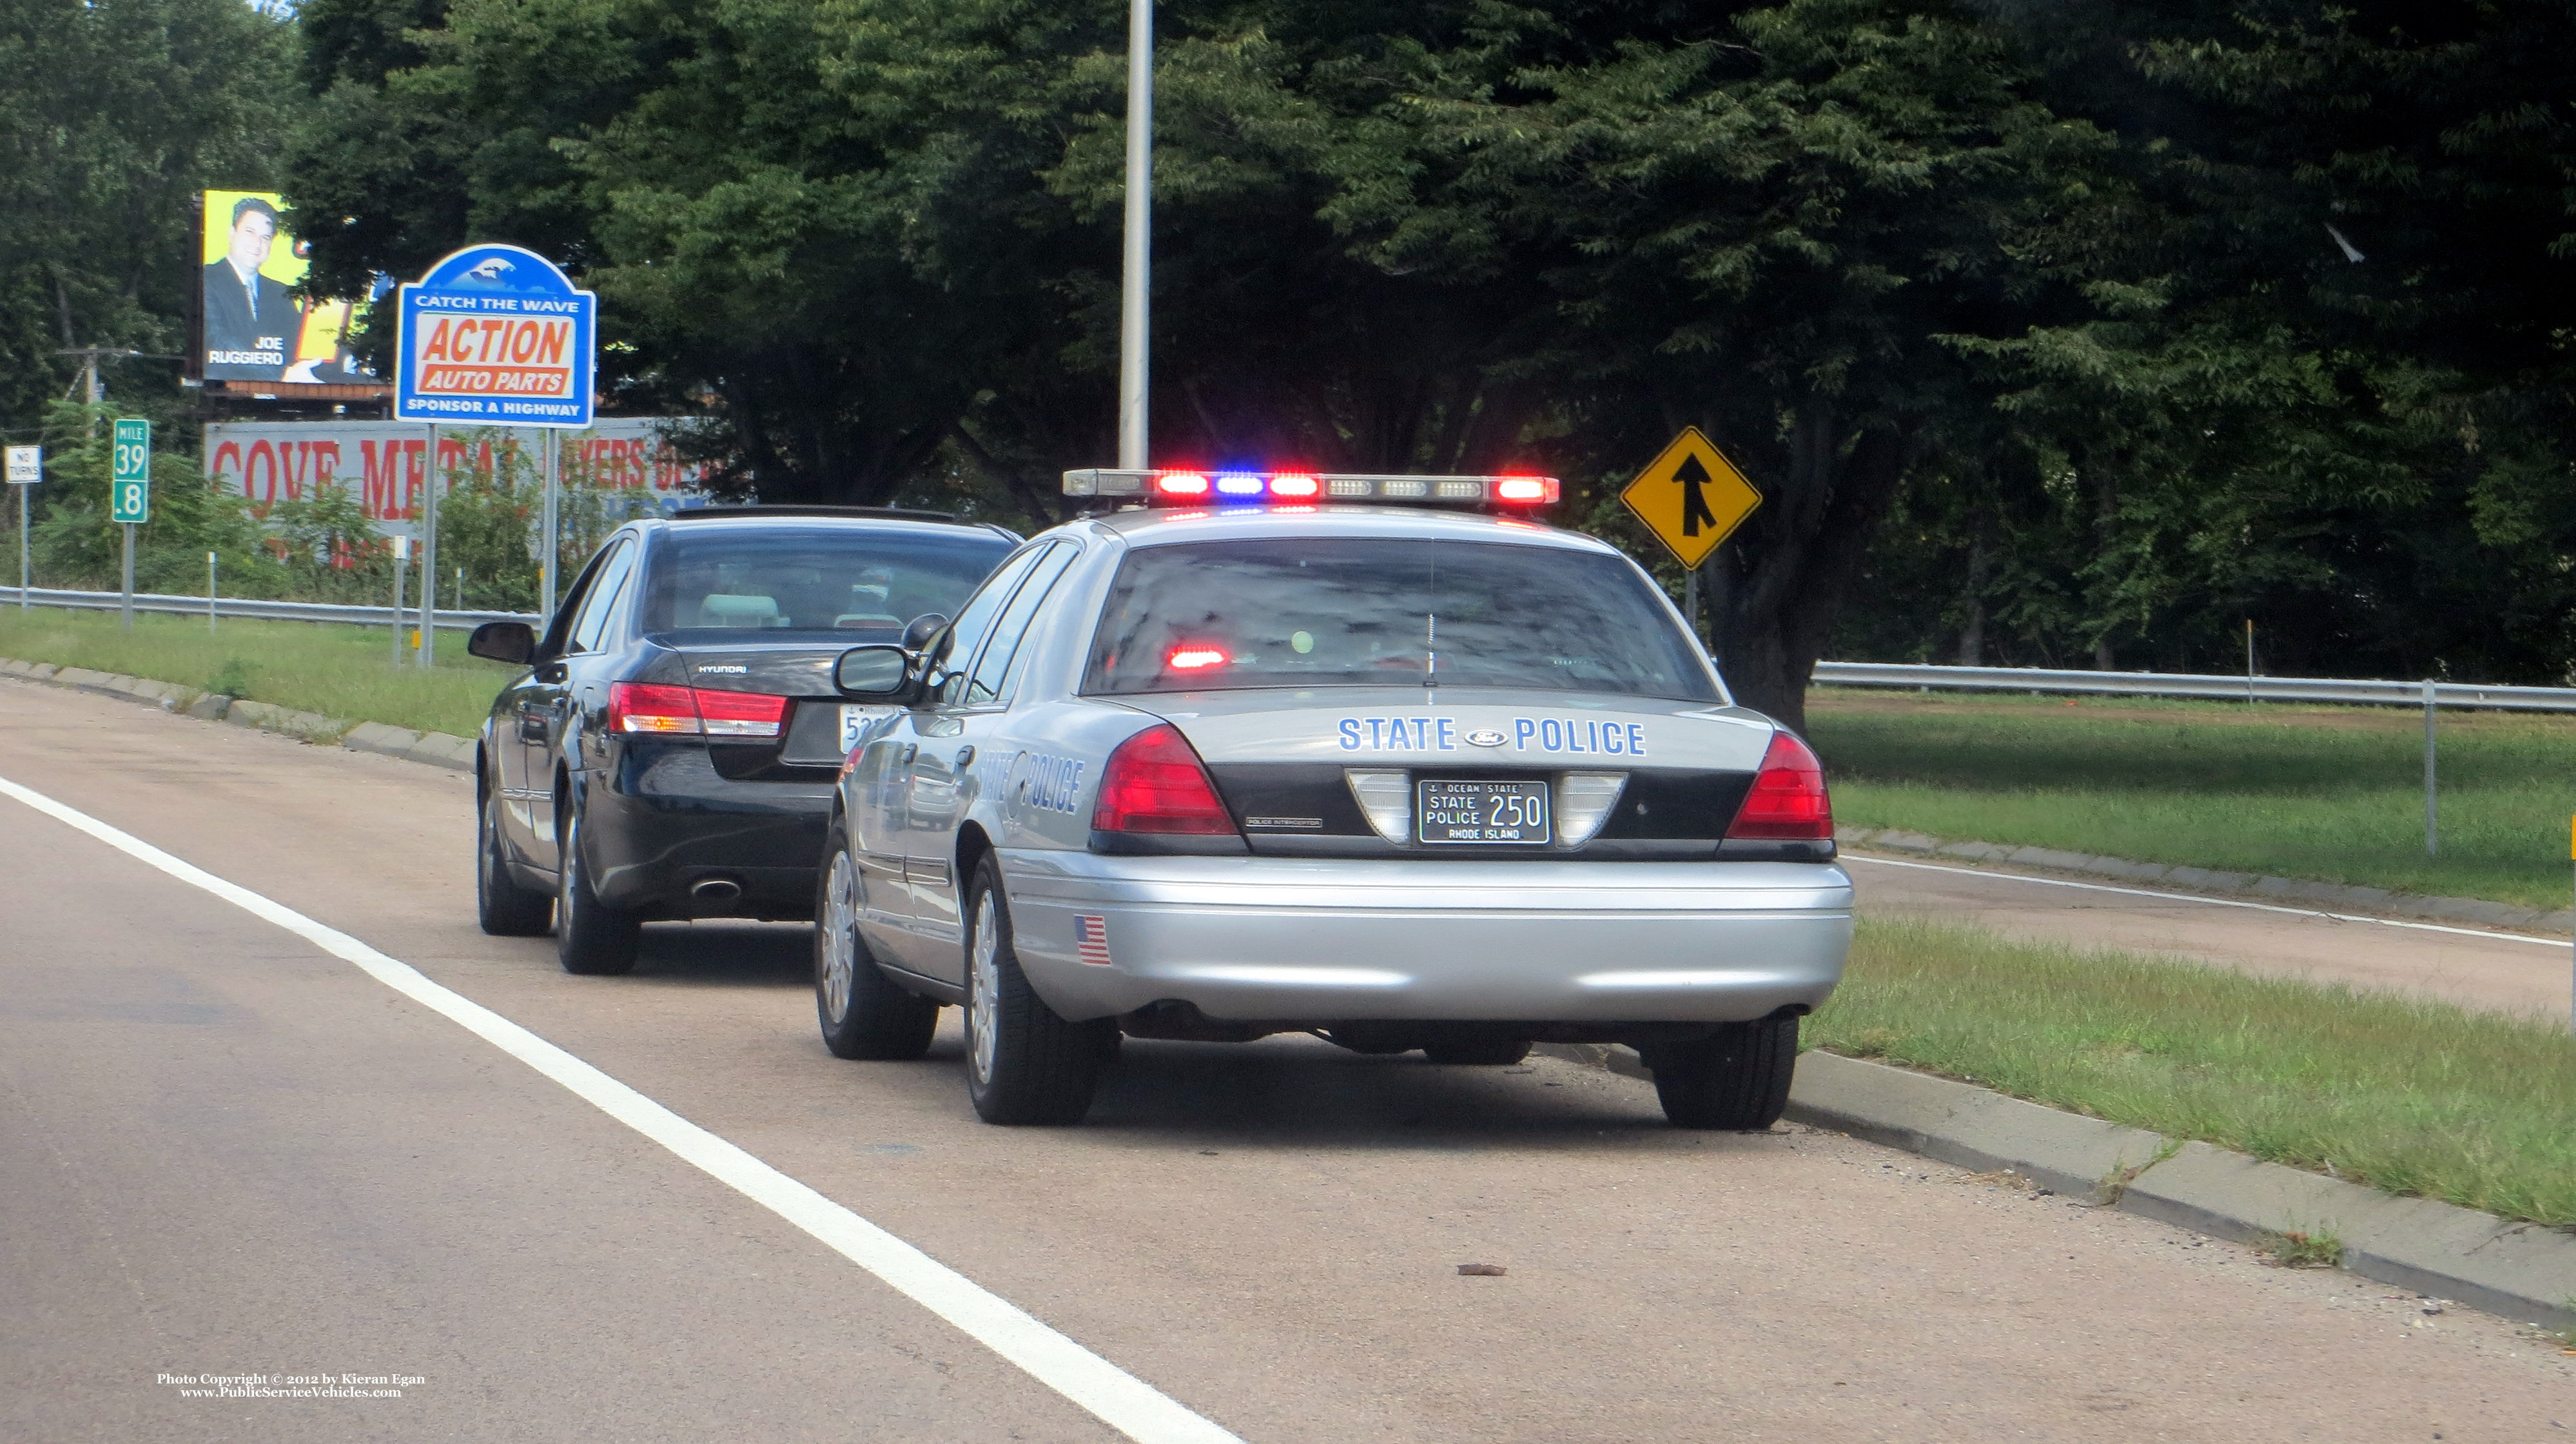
[814,822,939,1060]
[1649,1016,1798,1130]
[478,785,554,937]
[556,804,641,976]
[962,855,1108,1126]
[1423,1037,1532,1067]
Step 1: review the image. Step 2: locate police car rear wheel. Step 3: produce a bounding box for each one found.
[556,804,641,976]
[477,785,553,937]
[962,855,1109,1125]
[815,822,939,1060]
[1648,1016,1799,1130]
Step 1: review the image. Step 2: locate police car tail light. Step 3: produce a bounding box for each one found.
[609,682,703,735]
[1726,732,1832,840]
[1343,771,1411,842]
[1093,725,1237,835]
[693,688,790,739]
[1555,772,1628,844]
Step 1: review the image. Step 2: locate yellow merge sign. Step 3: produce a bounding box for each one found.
[1619,426,1760,571]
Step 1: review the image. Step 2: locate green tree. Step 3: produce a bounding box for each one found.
[0,0,298,432]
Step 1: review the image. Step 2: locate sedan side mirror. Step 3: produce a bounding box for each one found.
[900,612,949,652]
[467,620,536,666]
[834,644,913,701]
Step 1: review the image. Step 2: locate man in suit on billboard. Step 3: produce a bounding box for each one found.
[202,197,298,381]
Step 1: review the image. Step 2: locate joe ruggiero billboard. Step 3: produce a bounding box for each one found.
[396,244,596,427]
[193,190,382,384]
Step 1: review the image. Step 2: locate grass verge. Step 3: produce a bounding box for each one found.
[1810,915,2576,1229]
[1809,687,2576,909]
[0,607,512,737]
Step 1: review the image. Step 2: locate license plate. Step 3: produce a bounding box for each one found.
[840,704,897,753]
[1416,779,1551,844]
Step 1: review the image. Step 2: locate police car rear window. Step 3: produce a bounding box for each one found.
[641,529,1011,636]
[1082,538,1719,700]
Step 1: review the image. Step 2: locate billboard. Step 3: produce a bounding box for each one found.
[396,244,596,426]
[193,190,383,384]
[202,420,712,538]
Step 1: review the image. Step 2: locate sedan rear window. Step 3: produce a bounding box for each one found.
[641,528,1012,636]
[1082,538,1719,700]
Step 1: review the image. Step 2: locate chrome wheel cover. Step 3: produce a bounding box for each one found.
[821,850,858,1024]
[968,890,1000,1086]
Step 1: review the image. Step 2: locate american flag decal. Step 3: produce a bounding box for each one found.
[1075,915,1113,966]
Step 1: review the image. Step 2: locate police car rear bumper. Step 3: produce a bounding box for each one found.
[997,850,1851,1024]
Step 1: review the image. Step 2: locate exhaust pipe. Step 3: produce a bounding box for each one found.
[690,878,743,906]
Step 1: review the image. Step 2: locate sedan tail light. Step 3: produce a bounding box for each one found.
[1092,725,1237,835]
[1725,731,1832,840]
[607,682,790,740]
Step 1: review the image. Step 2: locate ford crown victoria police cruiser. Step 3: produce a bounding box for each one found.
[811,469,1852,1128]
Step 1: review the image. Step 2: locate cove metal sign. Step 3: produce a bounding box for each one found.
[395,244,595,427]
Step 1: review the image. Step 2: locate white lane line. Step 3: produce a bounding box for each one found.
[1844,851,2567,949]
[0,772,1238,1444]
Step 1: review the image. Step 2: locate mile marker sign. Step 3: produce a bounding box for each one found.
[110,419,151,523]
[395,244,596,428]
[1619,425,1761,571]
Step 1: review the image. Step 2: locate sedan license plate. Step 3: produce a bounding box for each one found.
[840,704,897,753]
[1416,779,1551,844]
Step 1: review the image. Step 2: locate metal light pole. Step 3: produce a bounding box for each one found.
[2423,678,2439,856]
[1117,0,1153,469]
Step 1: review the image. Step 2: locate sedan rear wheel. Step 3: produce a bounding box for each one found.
[962,854,1110,1125]
[555,803,641,975]
[1648,1015,1800,1130]
[477,784,552,937]
[815,821,939,1060]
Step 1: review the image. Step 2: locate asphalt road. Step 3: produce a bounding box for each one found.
[3,676,2569,1442]
[1847,852,2572,1018]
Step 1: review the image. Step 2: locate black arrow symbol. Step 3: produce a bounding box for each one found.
[1673,453,1719,536]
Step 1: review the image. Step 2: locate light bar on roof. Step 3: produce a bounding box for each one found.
[1062,469,1560,506]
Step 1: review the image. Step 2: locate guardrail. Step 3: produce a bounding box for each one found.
[1811,661,2576,714]
[0,586,536,630]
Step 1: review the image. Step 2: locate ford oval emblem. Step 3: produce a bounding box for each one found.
[1464,728,1507,747]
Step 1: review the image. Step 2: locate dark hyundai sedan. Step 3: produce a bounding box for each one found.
[465,507,1017,974]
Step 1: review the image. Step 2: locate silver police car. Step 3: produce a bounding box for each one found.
[811,469,1851,1128]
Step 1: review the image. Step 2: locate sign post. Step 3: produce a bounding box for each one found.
[396,243,596,666]
[1619,427,1761,656]
[111,419,151,630]
[5,444,38,610]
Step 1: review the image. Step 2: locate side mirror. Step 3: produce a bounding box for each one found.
[834,644,912,700]
[467,620,536,666]
[901,612,949,652]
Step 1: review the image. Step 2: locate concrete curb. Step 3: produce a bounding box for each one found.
[0,655,474,774]
[1837,824,2575,935]
[1539,1043,2576,1329]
